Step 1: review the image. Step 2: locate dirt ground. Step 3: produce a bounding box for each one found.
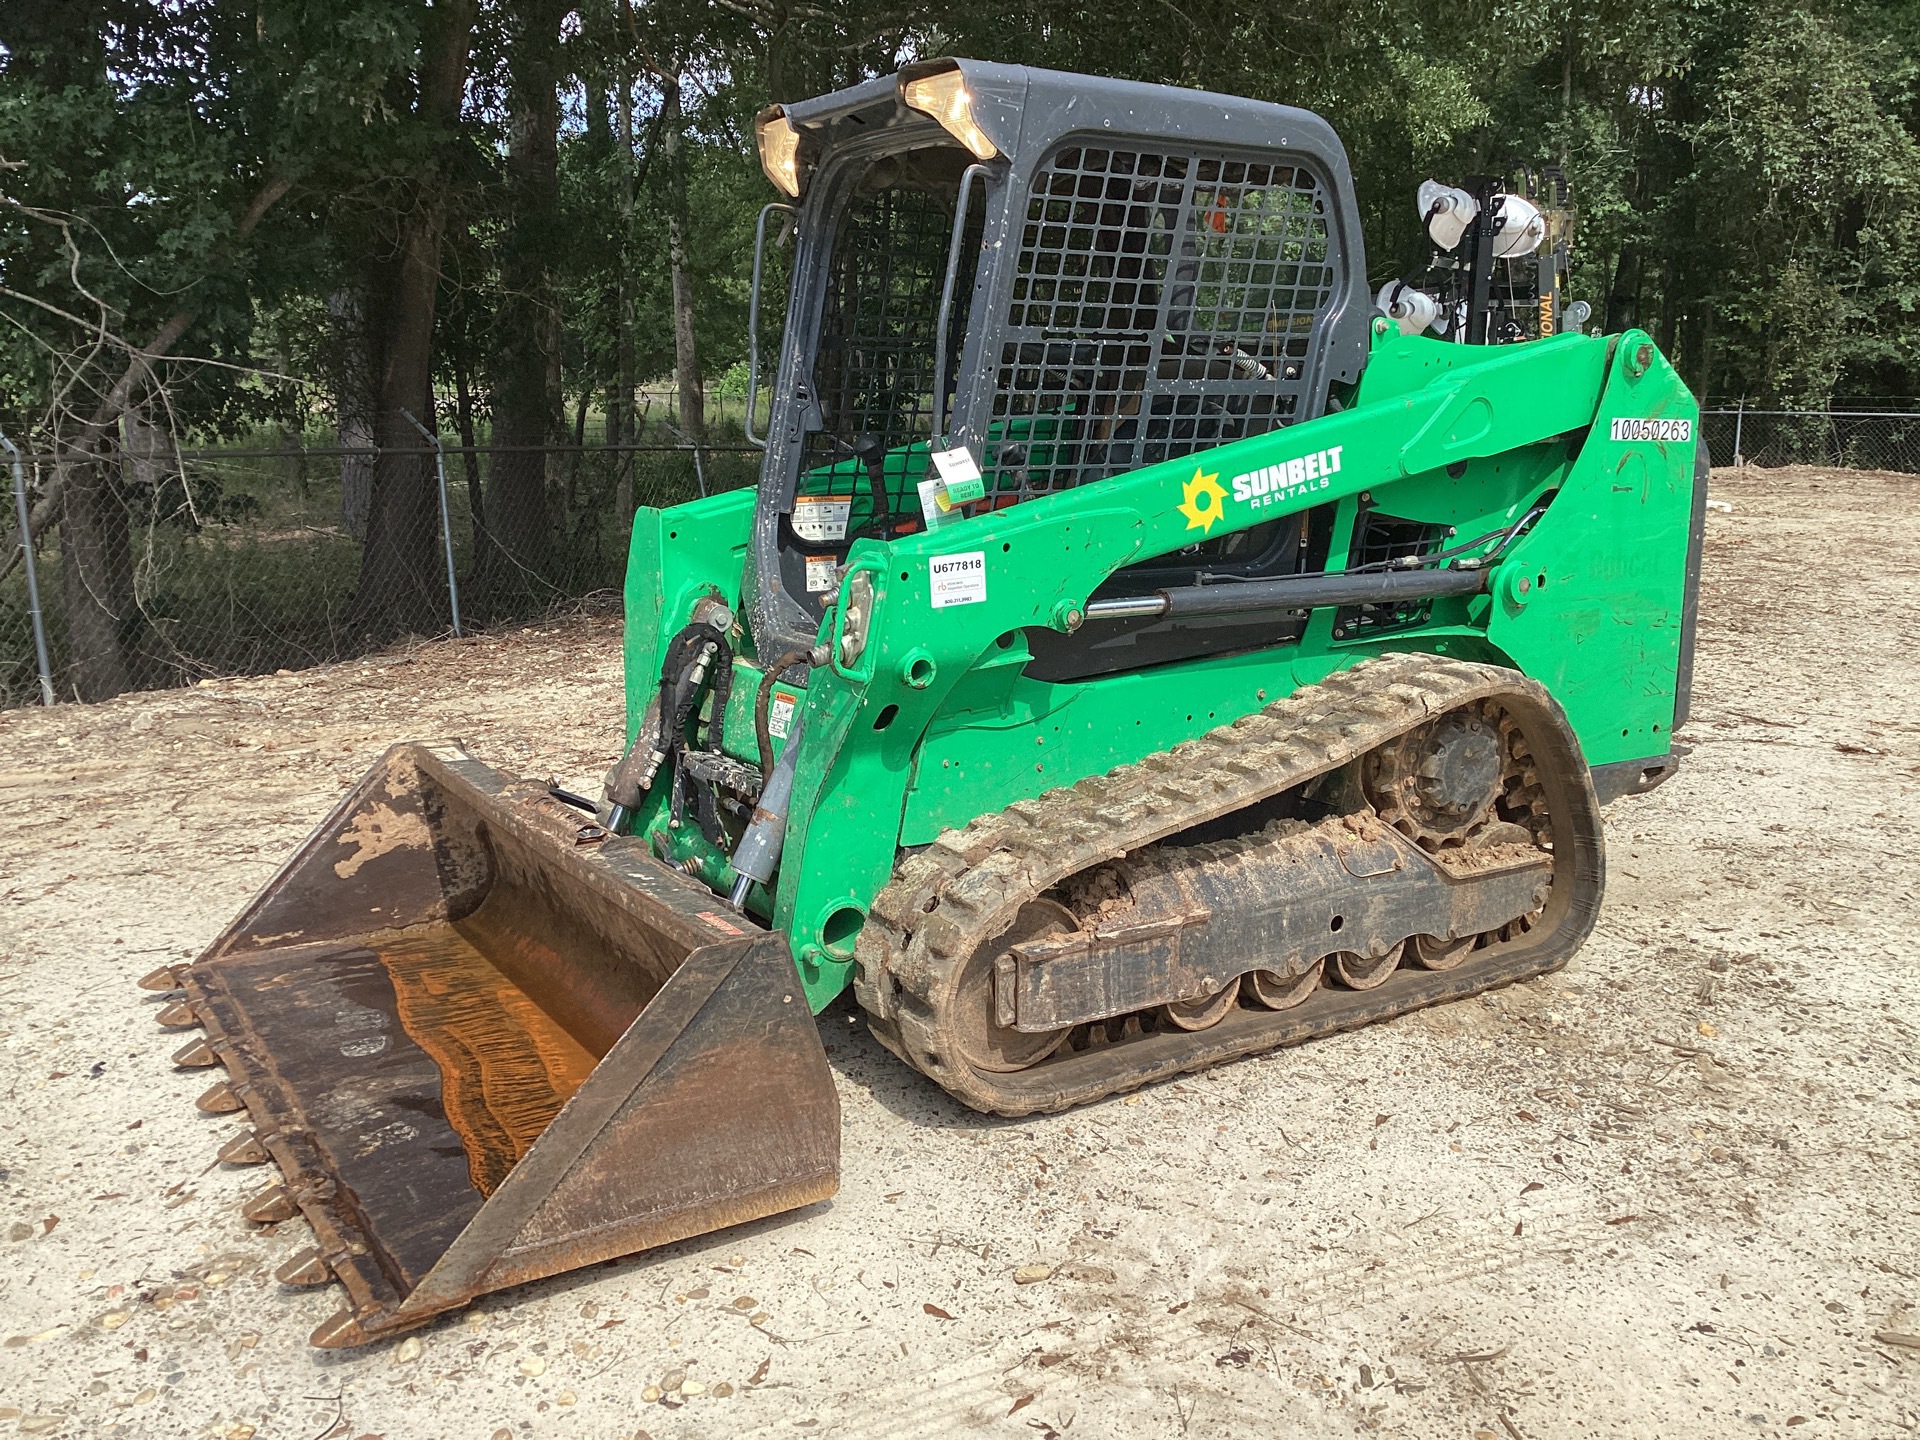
[1,465,1917,1440]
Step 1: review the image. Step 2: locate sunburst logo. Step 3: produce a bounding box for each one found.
[1177,467,1228,534]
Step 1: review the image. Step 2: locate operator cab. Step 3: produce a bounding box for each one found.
[741,60,1374,671]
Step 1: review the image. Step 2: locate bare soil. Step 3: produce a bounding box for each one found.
[1,466,1917,1440]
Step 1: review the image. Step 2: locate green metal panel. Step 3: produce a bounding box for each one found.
[1484,339,1699,763]
[621,487,756,744]
[622,324,1698,1014]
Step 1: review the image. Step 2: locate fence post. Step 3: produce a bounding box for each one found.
[660,419,708,499]
[1,430,56,707]
[401,410,464,639]
[1732,399,1745,468]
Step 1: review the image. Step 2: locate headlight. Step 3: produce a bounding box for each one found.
[901,70,998,160]
[1491,193,1546,258]
[755,109,805,198]
[1417,180,1479,251]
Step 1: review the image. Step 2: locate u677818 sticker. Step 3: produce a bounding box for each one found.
[929,551,986,608]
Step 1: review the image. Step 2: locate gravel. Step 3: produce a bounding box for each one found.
[1,466,1916,1439]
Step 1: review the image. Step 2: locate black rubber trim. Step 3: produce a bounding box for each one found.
[1674,447,1709,730]
[1591,752,1680,805]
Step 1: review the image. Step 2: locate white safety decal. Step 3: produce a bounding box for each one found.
[768,693,796,739]
[929,551,987,608]
[792,495,851,542]
[804,554,839,593]
[930,446,983,486]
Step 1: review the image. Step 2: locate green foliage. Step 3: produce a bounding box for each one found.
[9,0,1919,437]
[716,360,753,400]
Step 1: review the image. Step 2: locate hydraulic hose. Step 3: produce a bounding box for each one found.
[753,648,813,789]
[603,607,731,830]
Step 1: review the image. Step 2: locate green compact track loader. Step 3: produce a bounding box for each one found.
[146,59,1703,1347]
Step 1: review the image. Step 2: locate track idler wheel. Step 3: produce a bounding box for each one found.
[956,900,1076,1072]
[1365,702,1507,848]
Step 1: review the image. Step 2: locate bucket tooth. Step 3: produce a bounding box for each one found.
[155,1001,198,1028]
[217,1132,269,1167]
[242,1183,297,1224]
[195,1080,244,1114]
[276,1248,333,1287]
[309,1309,374,1350]
[171,1038,219,1068]
[138,965,185,992]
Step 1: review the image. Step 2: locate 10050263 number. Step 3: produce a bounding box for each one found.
[1609,417,1693,443]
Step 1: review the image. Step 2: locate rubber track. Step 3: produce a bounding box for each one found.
[853,652,1605,1116]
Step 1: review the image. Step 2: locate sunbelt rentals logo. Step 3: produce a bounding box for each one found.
[1176,467,1229,533]
[1177,445,1345,534]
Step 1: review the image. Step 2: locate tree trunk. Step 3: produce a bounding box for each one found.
[612,68,638,534]
[120,406,174,500]
[455,361,487,583]
[661,75,705,444]
[58,450,136,701]
[487,0,568,599]
[350,0,476,636]
[328,287,378,540]
[355,213,451,633]
[1605,243,1641,334]
[1689,301,1715,399]
[566,383,591,516]
[1657,255,1680,357]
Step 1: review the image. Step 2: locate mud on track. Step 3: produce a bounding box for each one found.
[1,466,1917,1439]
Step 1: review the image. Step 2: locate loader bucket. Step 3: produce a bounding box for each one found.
[164,744,839,1348]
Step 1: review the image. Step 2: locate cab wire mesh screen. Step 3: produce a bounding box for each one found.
[798,149,982,520]
[986,144,1340,501]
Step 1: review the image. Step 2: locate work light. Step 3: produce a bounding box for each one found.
[755,109,805,197]
[901,70,999,160]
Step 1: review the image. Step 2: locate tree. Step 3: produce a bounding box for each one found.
[347,0,482,635]
[484,0,573,598]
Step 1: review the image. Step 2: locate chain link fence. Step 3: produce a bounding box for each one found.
[3,428,759,709]
[10,405,1917,710]
[1700,407,1920,473]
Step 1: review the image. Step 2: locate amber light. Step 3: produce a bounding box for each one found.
[901,70,998,160]
[755,110,805,197]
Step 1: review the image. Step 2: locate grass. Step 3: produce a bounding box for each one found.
[2,434,762,709]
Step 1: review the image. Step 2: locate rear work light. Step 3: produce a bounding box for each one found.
[902,70,999,160]
[755,109,805,197]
